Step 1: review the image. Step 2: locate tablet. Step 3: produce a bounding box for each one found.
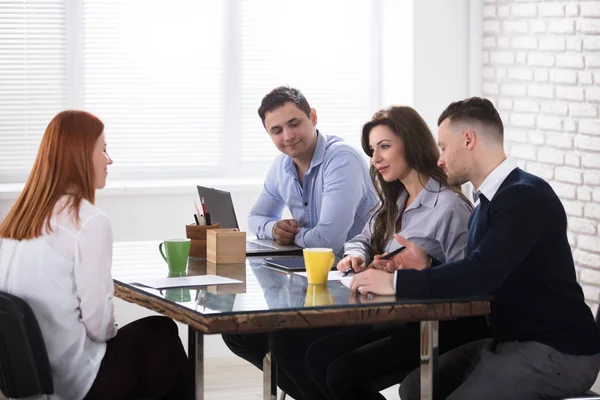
[263,257,306,271]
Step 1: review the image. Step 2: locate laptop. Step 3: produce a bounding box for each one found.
[196,185,303,255]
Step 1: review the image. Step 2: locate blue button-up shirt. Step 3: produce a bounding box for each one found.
[249,132,377,257]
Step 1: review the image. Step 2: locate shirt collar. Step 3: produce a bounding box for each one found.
[476,158,518,202]
[397,178,442,211]
[284,130,326,175]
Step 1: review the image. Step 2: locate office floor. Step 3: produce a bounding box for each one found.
[203,356,399,399]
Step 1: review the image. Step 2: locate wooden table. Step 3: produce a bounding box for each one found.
[112,241,491,400]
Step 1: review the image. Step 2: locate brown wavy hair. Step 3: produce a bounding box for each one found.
[0,110,104,240]
[361,106,467,256]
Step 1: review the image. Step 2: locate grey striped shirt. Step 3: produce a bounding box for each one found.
[344,178,473,264]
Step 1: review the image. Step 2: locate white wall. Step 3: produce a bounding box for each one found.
[482,0,600,311]
[0,179,264,243]
[413,0,474,129]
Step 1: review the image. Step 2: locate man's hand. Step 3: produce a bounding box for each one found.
[349,269,395,296]
[370,254,400,273]
[391,235,431,271]
[272,219,300,245]
[337,255,366,274]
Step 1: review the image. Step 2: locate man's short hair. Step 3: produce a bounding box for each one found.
[258,86,311,125]
[437,97,504,140]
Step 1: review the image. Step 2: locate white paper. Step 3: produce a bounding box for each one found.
[130,275,242,290]
[295,270,352,281]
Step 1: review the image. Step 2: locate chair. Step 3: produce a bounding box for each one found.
[0,291,53,399]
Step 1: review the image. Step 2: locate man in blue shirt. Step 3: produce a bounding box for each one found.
[249,86,376,257]
[352,97,600,399]
[224,87,376,399]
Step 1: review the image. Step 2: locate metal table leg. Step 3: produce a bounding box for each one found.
[420,320,439,400]
[189,326,204,400]
[263,352,277,400]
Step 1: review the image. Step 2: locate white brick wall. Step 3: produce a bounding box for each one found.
[483,0,600,310]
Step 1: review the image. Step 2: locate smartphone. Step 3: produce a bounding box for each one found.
[380,246,407,260]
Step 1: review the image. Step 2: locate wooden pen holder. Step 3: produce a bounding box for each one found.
[185,223,221,258]
[206,228,246,264]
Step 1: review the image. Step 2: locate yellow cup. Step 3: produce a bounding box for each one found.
[303,248,335,285]
[304,284,335,307]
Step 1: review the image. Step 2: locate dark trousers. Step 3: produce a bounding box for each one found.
[305,317,490,400]
[221,332,307,400]
[222,328,338,400]
[84,316,194,400]
[399,338,600,400]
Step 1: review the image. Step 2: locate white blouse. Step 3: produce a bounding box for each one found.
[0,197,117,400]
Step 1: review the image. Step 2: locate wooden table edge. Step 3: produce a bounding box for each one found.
[115,282,490,335]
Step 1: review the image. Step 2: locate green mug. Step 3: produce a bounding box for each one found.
[159,239,191,273]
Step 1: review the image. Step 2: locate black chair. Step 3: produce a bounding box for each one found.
[0,291,53,399]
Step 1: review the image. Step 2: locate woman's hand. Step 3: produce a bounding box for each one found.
[337,255,366,274]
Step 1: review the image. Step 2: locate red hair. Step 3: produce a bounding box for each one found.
[0,110,104,240]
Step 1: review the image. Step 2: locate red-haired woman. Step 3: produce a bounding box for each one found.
[0,111,193,400]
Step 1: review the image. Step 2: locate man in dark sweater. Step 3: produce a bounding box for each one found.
[352,97,600,399]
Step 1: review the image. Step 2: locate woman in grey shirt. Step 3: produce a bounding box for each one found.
[303,106,490,400]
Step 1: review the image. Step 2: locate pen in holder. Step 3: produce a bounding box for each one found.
[185,223,221,258]
[206,228,246,264]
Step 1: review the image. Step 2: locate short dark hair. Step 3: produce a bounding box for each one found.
[258,86,311,125]
[437,97,504,139]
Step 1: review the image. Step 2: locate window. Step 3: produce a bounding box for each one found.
[0,1,66,181]
[0,0,384,183]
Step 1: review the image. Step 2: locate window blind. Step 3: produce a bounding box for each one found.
[82,0,225,180]
[239,0,378,163]
[0,0,66,182]
[0,0,383,183]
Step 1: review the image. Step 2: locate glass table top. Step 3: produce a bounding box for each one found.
[112,241,490,316]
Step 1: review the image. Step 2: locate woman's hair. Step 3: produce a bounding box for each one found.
[361,105,467,256]
[0,110,105,240]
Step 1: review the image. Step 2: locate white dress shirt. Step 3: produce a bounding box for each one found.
[0,197,117,400]
[474,158,518,204]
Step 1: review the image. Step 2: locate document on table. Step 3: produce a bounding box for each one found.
[295,270,354,287]
[295,270,348,280]
[130,275,242,290]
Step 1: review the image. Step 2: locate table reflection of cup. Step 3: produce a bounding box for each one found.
[165,271,191,302]
[304,284,334,307]
[165,288,191,302]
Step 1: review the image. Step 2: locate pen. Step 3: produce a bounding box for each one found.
[205,212,212,225]
[193,202,201,221]
[193,214,200,225]
[342,266,355,277]
[201,197,207,217]
[380,245,407,260]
